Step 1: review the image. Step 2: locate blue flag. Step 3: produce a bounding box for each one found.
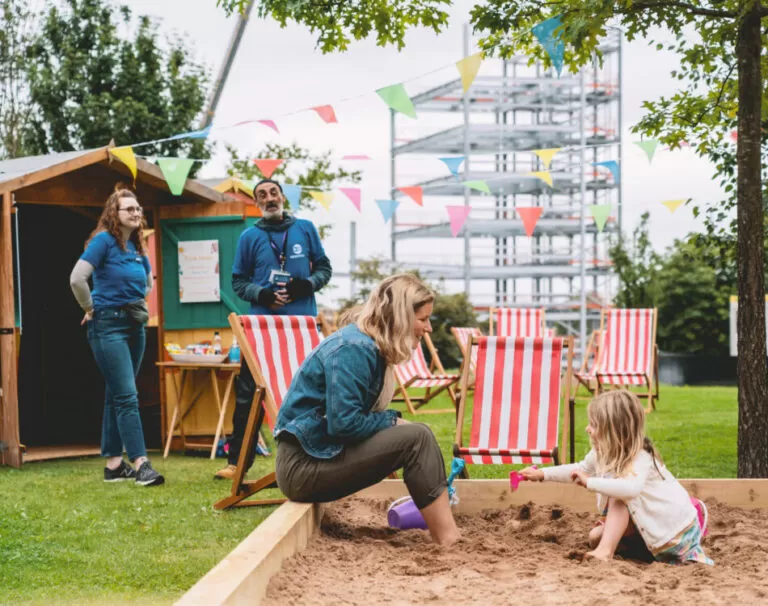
[438,156,465,179]
[593,160,620,185]
[375,199,400,223]
[532,15,565,77]
[282,184,302,212]
[167,125,212,142]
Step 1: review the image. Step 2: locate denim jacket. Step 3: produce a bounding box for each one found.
[274,324,400,459]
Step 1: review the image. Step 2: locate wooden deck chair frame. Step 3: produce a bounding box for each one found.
[489,307,546,337]
[214,313,293,510]
[574,329,602,397]
[454,335,577,475]
[392,333,459,415]
[594,308,660,413]
[450,327,482,392]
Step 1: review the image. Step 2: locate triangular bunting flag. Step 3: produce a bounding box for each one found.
[517,206,544,237]
[157,158,195,196]
[312,105,338,124]
[438,156,465,177]
[462,180,490,194]
[282,184,302,212]
[662,199,687,213]
[456,52,483,93]
[376,83,417,119]
[341,154,371,161]
[252,158,284,178]
[375,199,400,223]
[532,15,565,77]
[339,187,362,212]
[593,160,620,184]
[533,148,561,169]
[309,190,334,211]
[257,119,279,133]
[635,139,660,163]
[446,205,472,237]
[397,186,423,206]
[589,204,612,233]
[168,125,211,141]
[109,147,137,183]
[529,171,553,187]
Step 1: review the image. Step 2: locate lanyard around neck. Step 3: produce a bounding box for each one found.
[269,232,289,270]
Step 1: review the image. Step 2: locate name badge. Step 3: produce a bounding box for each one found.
[269,269,291,288]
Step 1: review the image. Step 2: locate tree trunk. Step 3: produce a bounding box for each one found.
[736,2,768,478]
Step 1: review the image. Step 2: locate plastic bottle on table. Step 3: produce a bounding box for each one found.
[229,336,241,363]
[213,331,223,355]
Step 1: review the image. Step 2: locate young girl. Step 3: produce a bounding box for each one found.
[521,390,712,565]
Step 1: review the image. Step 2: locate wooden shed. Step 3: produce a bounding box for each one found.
[0,145,253,468]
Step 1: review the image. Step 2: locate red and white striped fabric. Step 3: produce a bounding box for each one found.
[596,309,655,386]
[544,328,555,338]
[457,337,564,465]
[239,315,322,428]
[395,344,457,389]
[495,308,544,337]
[452,327,482,369]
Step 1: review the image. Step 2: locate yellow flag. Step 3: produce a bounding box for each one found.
[456,52,484,93]
[533,148,561,169]
[109,147,137,183]
[309,190,334,211]
[529,170,553,187]
[662,199,686,213]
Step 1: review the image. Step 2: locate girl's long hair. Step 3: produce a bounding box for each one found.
[85,184,146,254]
[587,390,661,477]
[356,274,435,365]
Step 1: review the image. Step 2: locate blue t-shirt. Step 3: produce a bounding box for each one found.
[81,231,151,309]
[232,218,325,316]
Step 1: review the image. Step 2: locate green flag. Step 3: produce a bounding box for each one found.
[462,180,491,194]
[376,83,417,119]
[634,139,660,163]
[589,204,612,233]
[157,158,195,195]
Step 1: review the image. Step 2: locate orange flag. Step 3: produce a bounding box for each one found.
[517,207,544,237]
[397,186,423,206]
[252,159,284,178]
[312,105,338,124]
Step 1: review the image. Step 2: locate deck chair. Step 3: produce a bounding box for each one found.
[454,336,576,472]
[490,307,546,337]
[574,329,603,396]
[214,314,322,510]
[450,327,482,390]
[595,308,660,413]
[393,334,459,415]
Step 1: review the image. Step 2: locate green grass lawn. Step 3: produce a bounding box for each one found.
[0,385,737,604]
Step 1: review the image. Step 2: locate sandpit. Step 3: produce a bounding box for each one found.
[264,497,768,605]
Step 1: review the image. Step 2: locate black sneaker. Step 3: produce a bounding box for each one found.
[135,461,165,487]
[104,460,136,483]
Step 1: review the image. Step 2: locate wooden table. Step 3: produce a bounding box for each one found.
[157,361,241,460]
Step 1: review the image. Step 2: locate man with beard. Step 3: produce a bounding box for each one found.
[214,178,332,480]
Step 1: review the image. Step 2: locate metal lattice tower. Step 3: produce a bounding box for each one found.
[389,28,622,344]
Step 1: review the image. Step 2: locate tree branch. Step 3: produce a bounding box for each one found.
[627,1,735,18]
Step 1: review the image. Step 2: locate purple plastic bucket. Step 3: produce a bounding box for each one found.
[387,496,428,530]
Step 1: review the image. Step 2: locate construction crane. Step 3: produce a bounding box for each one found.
[199,0,255,129]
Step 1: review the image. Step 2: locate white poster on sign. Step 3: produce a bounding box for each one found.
[729,296,768,356]
[178,240,221,303]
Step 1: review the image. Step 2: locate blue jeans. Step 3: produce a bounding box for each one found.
[87,307,147,462]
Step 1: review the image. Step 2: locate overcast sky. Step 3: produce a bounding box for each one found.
[124,0,725,308]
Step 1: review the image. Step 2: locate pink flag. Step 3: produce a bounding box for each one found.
[252,159,284,178]
[339,187,362,212]
[517,206,544,237]
[446,205,471,237]
[341,154,371,161]
[312,105,338,124]
[397,186,423,206]
[257,119,279,133]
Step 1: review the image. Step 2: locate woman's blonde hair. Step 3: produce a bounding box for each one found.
[587,390,661,477]
[337,304,363,329]
[356,274,435,365]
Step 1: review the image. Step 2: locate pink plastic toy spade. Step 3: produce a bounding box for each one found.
[509,466,538,491]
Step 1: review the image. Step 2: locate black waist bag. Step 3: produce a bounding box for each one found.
[123,299,150,325]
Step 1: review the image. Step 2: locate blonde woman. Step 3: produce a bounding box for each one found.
[274,274,460,546]
[521,391,712,565]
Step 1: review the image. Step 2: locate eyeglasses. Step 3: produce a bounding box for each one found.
[119,205,143,215]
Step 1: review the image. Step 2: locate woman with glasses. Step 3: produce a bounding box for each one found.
[69,184,164,487]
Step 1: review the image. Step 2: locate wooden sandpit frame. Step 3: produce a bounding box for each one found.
[178,479,768,605]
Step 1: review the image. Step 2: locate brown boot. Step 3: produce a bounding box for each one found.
[214,464,237,481]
